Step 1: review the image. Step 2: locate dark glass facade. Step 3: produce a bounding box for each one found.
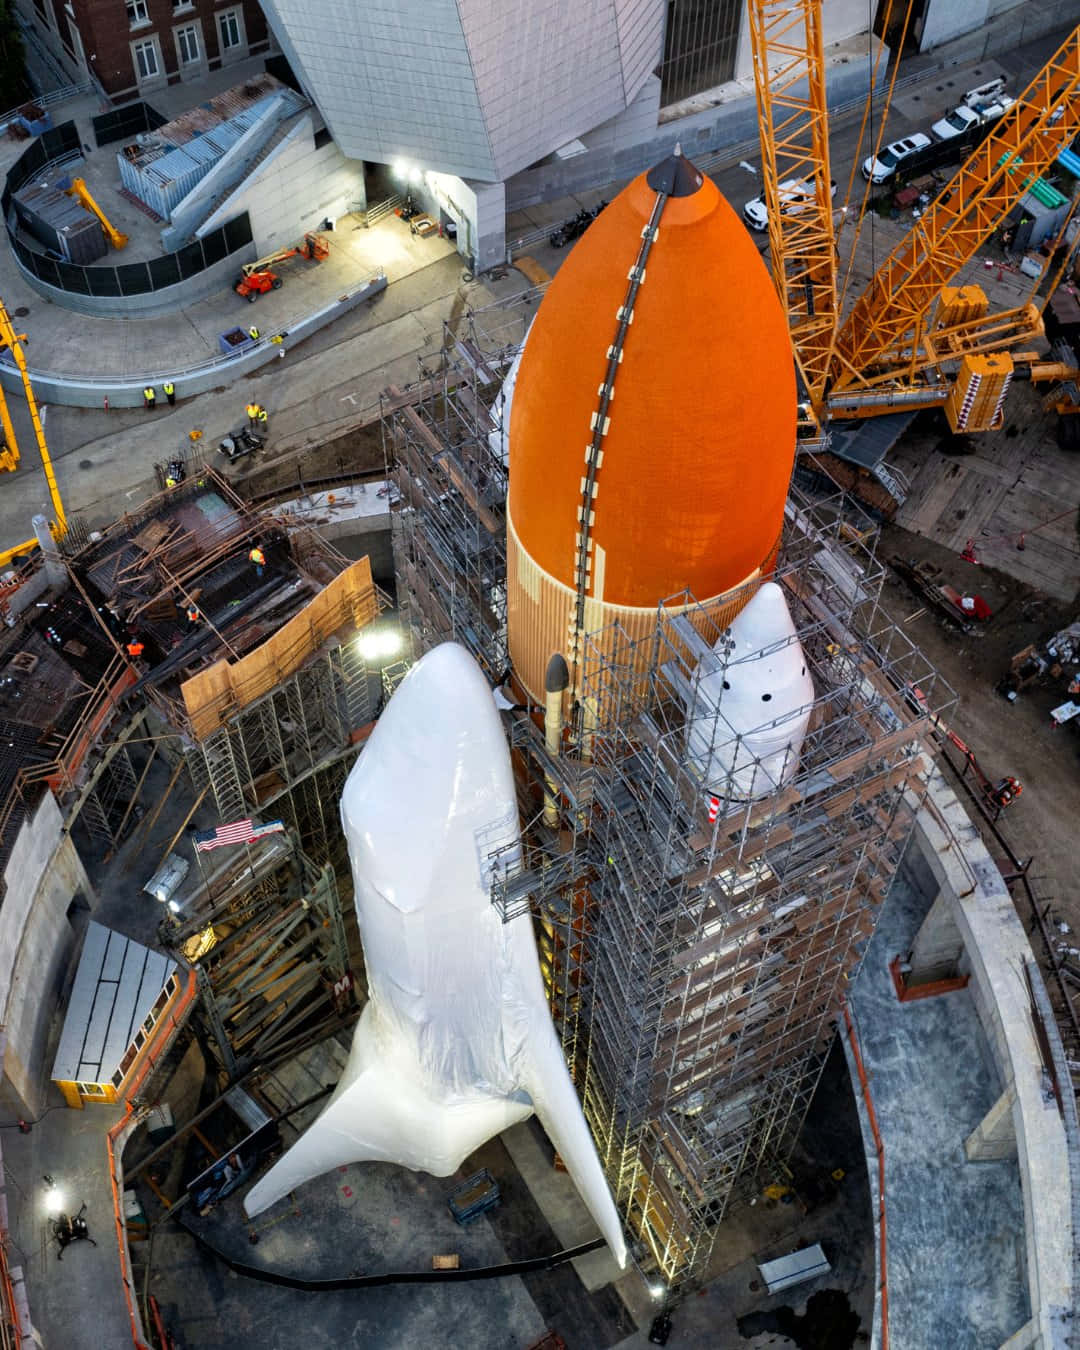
[659,0,743,105]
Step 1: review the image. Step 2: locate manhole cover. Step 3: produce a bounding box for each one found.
[78,459,93,470]
[13,307,28,318]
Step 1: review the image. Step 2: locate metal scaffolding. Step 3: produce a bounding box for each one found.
[381,291,950,1285]
[382,288,543,677]
[162,837,351,1078]
[185,639,373,876]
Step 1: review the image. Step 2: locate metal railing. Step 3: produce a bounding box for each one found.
[0,80,96,130]
[0,270,386,386]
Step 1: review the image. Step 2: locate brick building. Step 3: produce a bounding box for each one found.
[16,0,273,101]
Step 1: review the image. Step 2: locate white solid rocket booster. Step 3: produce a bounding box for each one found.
[244,642,627,1267]
[685,581,815,800]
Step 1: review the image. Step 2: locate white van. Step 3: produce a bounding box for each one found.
[962,76,1007,108]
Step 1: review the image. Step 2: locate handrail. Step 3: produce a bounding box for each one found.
[0,271,385,387]
[0,1237,23,1347]
[106,1111,151,1350]
[0,82,96,130]
[841,999,889,1350]
[106,966,198,1350]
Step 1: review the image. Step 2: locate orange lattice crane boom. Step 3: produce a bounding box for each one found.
[747,0,836,415]
[828,24,1080,402]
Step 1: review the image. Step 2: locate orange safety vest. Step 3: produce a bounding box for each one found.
[126,640,144,657]
[246,403,258,419]
[186,608,199,623]
[249,547,266,566]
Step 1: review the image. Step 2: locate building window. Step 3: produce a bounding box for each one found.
[126,0,149,27]
[134,37,158,79]
[658,0,743,106]
[176,22,200,63]
[218,8,242,51]
[173,0,195,9]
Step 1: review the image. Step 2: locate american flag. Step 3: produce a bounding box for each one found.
[193,819,285,852]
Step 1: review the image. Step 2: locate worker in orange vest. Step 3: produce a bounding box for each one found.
[126,638,145,659]
[249,544,266,577]
[186,605,200,628]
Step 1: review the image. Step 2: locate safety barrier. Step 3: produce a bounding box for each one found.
[2,121,255,313]
[0,271,388,407]
[841,1000,889,1350]
[106,965,198,1350]
[106,1111,151,1350]
[92,100,165,150]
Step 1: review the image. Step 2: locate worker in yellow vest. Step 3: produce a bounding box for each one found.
[256,406,268,430]
[249,544,266,578]
[249,325,260,341]
[143,386,156,411]
[246,402,260,428]
[163,381,176,405]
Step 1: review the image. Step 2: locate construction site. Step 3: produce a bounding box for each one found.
[0,4,1078,1350]
[384,288,948,1283]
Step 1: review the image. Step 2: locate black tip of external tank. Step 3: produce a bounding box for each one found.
[646,143,705,197]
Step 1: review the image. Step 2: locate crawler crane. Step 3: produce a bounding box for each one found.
[0,298,67,568]
[748,3,1080,436]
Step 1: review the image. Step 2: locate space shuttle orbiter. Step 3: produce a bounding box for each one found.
[244,642,627,1268]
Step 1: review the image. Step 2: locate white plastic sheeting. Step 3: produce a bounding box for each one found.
[685,581,814,800]
[487,319,532,468]
[244,642,627,1267]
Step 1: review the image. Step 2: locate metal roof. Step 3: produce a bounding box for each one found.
[827,411,917,469]
[51,922,176,1084]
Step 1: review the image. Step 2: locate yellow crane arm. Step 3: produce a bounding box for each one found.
[747,0,837,415]
[829,23,1080,394]
[65,177,129,250]
[0,299,66,556]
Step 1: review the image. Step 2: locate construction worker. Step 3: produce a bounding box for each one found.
[165,472,178,489]
[143,386,156,411]
[246,402,260,428]
[186,605,200,628]
[256,405,268,430]
[248,325,260,342]
[126,637,145,659]
[163,381,176,405]
[249,544,266,578]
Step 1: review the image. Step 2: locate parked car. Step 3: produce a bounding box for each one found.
[742,178,837,231]
[862,133,932,184]
[931,94,1014,141]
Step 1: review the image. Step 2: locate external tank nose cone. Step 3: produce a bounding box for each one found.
[646,143,706,197]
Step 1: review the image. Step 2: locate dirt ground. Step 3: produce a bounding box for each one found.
[877,516,1079,944]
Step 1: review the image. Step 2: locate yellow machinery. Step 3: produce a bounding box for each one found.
[748,8,1080,433]
[64,177,128,251]
[0,298,67,568]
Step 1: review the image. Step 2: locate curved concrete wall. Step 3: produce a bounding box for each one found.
[909,766,1074,1349]
[0,274,387,408]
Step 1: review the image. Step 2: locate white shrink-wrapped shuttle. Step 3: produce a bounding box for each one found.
[685,581,815,800]
[244,642,627,1267]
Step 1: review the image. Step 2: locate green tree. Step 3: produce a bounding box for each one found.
[0,0,28,110]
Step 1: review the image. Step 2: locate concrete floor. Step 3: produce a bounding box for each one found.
[848,847,1030,1350]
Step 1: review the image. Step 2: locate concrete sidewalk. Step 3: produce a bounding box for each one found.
[0,253,533,546]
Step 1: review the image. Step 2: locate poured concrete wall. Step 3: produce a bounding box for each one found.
[919,0,1067,55]
[909,765,1073,1349]
[0,792,92,1117]
[0,273,386,407]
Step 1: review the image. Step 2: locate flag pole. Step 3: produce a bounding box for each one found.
[189,828,214,915]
